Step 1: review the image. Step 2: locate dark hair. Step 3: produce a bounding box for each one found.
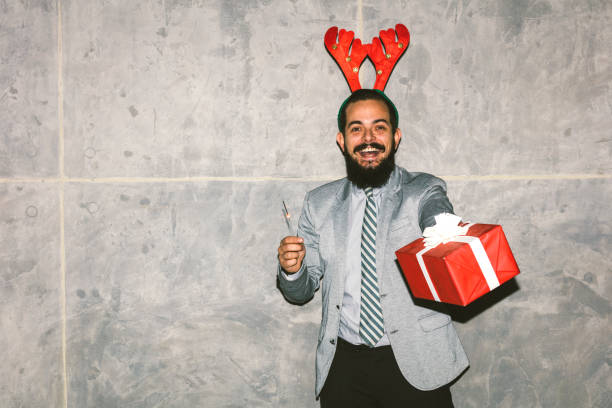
[337,89,399,134]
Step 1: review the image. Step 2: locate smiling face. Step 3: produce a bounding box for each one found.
[336,99,402,170]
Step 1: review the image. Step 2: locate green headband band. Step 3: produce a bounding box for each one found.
[337,89,399,132]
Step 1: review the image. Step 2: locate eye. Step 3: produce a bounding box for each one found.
[349,126,362,133]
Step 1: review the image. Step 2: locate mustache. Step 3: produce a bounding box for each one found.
[353,143,386,153]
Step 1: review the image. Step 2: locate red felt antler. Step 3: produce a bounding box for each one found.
[324,26,369,92]
[368,24,410,91]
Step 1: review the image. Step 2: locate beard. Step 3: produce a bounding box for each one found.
[344,142,396,189]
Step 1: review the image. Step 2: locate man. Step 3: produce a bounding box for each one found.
[277,89,468,406]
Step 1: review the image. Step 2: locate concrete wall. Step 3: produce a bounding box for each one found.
[1,0,610,407]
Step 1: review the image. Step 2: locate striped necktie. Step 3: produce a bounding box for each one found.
[359,187,385,346]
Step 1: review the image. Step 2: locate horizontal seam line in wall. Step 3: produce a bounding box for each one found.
[0,174,610,183]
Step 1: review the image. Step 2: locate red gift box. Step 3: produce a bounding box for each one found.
[395,224,520,306]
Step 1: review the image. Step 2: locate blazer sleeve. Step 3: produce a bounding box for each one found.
[418,176,454,231]
[277,192,323,304]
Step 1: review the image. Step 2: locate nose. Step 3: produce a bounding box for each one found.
[363,127,376,143]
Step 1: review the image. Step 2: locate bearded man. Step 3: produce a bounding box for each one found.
[277,89,468,407]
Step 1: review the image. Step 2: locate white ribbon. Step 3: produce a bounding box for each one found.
[422,213,470,248]
[416,214,500,302]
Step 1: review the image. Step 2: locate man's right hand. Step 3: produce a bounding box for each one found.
[278,236,306,274]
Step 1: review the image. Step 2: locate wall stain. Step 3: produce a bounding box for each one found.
[567,277,611,317]
[110,286,121,313]
[271,89,289,100]
[25,205,38,217]
[156,27,167,38]
[493,0,553,41]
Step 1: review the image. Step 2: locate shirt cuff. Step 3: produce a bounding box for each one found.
[281,263,305,281]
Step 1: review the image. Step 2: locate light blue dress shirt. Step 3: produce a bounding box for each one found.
[337,183,390,346]
[283,181,394,347]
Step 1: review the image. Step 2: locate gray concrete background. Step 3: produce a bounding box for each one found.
[1,0,610,407]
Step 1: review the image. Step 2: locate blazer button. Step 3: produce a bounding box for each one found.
[330,338,335,345]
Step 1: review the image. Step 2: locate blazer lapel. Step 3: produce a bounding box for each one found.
[332,180,351,299]
[376,169,403,293]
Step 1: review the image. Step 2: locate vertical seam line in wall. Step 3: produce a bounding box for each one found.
[357,0,363,39]
[57,0,68,407]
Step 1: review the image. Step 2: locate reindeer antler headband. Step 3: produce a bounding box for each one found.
[324,23,410,92]
[324,24,410,129]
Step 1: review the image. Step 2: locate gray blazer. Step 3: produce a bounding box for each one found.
[278,166,469,397]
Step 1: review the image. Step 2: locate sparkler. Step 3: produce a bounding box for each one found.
[282,200,294,233]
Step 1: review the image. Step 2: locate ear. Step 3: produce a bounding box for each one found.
[394,128,402,150]
[336,131,346,153]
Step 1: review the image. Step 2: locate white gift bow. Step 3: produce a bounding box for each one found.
[422,213,470,248]
[416,213,500,302]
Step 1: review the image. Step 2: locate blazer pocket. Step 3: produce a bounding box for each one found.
[418,313,451,332]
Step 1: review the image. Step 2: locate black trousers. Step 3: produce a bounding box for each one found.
[320,338,454,408]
